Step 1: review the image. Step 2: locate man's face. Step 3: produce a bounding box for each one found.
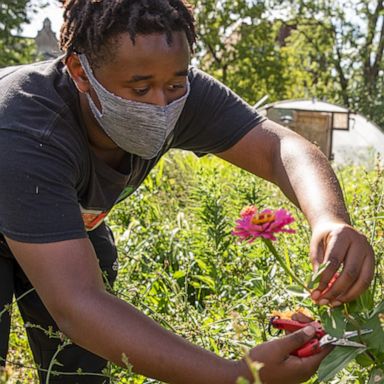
[88,31,191,107]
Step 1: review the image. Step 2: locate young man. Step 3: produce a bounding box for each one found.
[0,0,374,383]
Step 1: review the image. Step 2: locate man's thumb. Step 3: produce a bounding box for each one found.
[279,326,316,355]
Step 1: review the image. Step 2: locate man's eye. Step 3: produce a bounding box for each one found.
[168,84,185,91]
[133,87,149,95]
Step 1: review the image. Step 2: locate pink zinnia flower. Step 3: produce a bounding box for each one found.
[233,206,295,242]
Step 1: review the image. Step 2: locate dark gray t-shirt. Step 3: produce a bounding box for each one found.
[0,57,264,243]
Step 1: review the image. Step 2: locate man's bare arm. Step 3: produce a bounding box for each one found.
[6,235,327,383]
[6,236,239,384]
[217,119,374,305]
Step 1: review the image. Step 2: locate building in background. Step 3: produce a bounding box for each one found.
[35,18,60,59]
[260,99,384,166]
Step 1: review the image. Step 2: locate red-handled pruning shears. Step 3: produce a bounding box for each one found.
[270,317,373,358]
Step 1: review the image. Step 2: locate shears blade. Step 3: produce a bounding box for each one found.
[320,328,373,348]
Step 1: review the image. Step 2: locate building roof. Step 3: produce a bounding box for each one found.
[264,99,349,113]
[333,113,384,165]
[261,99,384,166]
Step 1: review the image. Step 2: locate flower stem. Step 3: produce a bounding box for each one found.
[262,238,310,293]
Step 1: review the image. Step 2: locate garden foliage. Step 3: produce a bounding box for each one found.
[1,151,383,383]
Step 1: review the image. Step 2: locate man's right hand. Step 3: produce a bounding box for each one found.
[240,326,330,384]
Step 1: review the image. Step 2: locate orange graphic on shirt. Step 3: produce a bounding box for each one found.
[81,209,110,231]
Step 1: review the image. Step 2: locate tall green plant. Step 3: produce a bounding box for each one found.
[3,152,383,383]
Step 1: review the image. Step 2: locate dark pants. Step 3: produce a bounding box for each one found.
[0,223,118,383]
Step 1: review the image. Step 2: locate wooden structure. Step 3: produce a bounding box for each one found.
[264,99,350,160]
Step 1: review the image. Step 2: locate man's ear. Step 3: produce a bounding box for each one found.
[65,54,90,93]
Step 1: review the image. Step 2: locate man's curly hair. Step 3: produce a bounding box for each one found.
[59,0,196,66]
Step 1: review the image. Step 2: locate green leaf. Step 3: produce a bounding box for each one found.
[369,368,384,384]
[321,307,346,338]
[236,377,250,384]
[247,277,265,296]
[356,352,374,368]
[318,346,366,382]
[307,262,330,289]
[348,290,374,314]
[359,314,384,354]
[192,274,216,290]
[173,270,186,279]
[286,285,310,298]
[370,300,384,318]
[195,259,211,273]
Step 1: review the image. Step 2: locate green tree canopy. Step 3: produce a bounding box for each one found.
[191,0,284,105]
[276,0,384,126]
[191,0,384,127]
[0,0,47,66]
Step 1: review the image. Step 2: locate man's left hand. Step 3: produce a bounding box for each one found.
[309,222,375,306]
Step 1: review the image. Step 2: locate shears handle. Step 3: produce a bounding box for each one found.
[270,318,325,337]
[270,317,326,357]
[292,338,322,357]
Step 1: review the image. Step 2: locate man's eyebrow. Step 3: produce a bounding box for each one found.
[174,69,189,77]
[124,69,189,84]
[125,75,153,83]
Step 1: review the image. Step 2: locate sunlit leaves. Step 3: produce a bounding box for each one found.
[318,296,384,382]
[359,314,384,354]
[321,306,346,338]
[348,290,375,314]
[307,262,330,290]
[191,0,384,128]
[370,300,384,318]
[0,0,47,66]
[318,346,367,382]
[286,285,310,298]
[2,151,377,382]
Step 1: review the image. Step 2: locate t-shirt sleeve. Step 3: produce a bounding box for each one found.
[172,68,265,155]
[0,129,87,243]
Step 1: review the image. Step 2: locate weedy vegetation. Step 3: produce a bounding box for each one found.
[2,151,383,383]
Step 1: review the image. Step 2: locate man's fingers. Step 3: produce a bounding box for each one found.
[315,235,347,294]
[278,326,316,356]
[319,242,363,303]
[291,313,313,323]
[310,225,375,306]
[336,255,375,303]
[310,238,324,272]
[283,345,332,382]
[309,228,331,301]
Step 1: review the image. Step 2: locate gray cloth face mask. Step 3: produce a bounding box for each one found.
[78,54,190,159]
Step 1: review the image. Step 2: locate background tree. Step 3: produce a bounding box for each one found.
[191,0,294,105]
[274,0,384,127]
[192,0,384,128]
[0,0,47,67]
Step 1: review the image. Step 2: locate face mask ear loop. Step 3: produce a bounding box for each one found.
[86,93,104,118]
[78,54,99,87]
[77,54,104,117]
